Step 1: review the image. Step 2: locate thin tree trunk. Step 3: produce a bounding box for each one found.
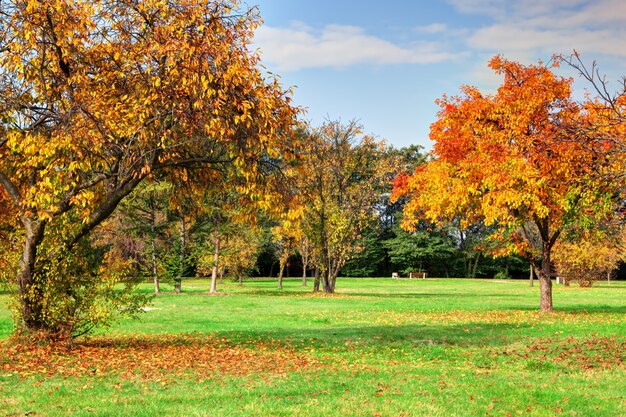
[529,263,534,287]
[210,234,220,293]
[302,266,307,287]
[471,252,481,278]
[277,261,285,290]
[150,206,160,294]
[175,215,186,294]
[313,268,320,292]
[238,272,243,286]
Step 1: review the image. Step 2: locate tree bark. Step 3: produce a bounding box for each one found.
[322,270,336,293]
[277,261,285,290]
[150,204,160,294]
[210,234,220,293]
[529,263,534,287]
[175,215,186,294]
[302,267,307,287]
[17,219,47,332]
[313,268,320,292]
[238,272,243,286]
[537,242,553,312]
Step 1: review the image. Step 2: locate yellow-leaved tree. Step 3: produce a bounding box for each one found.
[298,121,393,293]
[0,0,297,338]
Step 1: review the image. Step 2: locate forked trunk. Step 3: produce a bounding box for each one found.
[322,270,336,293]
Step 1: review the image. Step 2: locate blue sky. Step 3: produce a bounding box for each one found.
[252,0,626,150]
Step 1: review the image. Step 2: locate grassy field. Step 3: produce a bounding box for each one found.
[0,278,625,416]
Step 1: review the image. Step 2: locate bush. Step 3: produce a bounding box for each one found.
[11,237,150,340]
[493,271,511,280]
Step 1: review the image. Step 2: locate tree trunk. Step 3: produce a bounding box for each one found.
[238,272,243,286]
[607,270,611,286]
[529,263,534,287]
[277,261,285,290]
[537,243,553,312]
[175,215,186,294]
[313,268,320,292]
[17,219,47,332]
[322,270,336,293]
[210,234,220,293]
[472,252,481,278]
[150,207,160,294]
[302,267,307,287]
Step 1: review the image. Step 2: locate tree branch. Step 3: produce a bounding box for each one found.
[0,169,22,205]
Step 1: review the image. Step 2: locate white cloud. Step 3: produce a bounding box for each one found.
[254,23,461,71]
[415,23,448,34]
[447,0,626,59]
[467,25,626,58]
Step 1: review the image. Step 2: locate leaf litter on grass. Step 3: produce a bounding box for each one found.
[0,334,318,381]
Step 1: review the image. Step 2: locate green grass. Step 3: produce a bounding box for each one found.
[1,278,625,416]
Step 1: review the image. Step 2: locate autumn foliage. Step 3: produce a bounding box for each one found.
[0,0,297,337]
[393,56,619,311]
[553,229,626,287]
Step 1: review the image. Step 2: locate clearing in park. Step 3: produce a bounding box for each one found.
[1,278,624,417]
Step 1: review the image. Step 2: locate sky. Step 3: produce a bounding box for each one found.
[250,0,626,150]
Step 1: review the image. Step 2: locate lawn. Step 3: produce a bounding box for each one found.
[1,278,625,416]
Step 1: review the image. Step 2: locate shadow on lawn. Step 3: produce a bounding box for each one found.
[337,291,524,299]
[222,288,525,300]
[507,304,626,314]
[212,321,531,351]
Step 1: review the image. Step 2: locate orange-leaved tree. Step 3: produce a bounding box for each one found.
[392,56,617,312]
[0,0,297,337]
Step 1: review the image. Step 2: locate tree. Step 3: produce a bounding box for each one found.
[297,234,315,286]
[272,222,297,290]
[553,234,624,287]
[221,226,262,286]
[558,53,626,165]
[553,221,626,287]
[0,0,297,337]
[117,181,172,294]
[300,121,392,293]
[342,226,387,277]
[393,56,617,311]
[384,224,456,277]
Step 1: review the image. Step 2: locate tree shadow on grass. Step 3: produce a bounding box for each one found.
[505,305,626,314]
[337,291,524,299]
[211,321,533,351]
[223,288,527,300]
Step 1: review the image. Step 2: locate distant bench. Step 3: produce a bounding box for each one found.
[392,272,427,279]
